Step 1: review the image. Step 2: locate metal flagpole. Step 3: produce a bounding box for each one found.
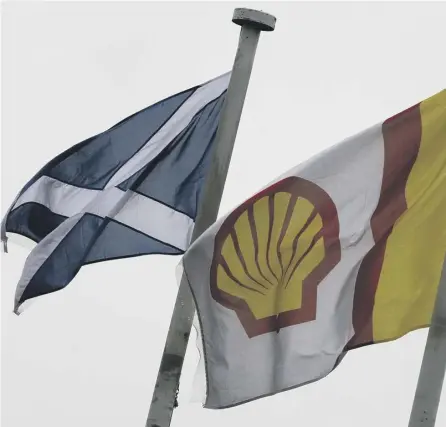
[145,8,276,427]
[408,259,446,427]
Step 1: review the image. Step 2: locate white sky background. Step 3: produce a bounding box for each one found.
[1,1,446,426]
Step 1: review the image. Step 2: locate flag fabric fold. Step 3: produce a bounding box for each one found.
[2,72,231,313]
[182,89,446,408]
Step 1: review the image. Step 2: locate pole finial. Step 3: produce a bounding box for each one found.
[232,8,276,32]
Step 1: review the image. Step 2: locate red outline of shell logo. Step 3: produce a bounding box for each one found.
[210,176,341,338]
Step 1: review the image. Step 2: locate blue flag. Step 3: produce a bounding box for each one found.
[2,72,230,313]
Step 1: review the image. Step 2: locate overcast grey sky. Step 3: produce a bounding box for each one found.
[2,1,446,427]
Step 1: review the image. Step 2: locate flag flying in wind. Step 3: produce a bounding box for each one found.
[2,72,231,314]
[182,89,446,408]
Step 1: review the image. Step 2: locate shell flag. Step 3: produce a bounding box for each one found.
[182,89,446,408]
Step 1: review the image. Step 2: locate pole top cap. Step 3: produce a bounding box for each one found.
[232,8,276,32]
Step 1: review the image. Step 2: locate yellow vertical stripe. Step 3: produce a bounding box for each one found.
[373,90,446,342]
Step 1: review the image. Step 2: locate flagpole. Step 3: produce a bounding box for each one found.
[408,259,446,427]
[145,8,276,427]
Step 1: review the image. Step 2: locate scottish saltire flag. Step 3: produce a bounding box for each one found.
[2,72,230,314]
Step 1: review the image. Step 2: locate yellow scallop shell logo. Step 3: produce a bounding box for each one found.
[210,176,341,338]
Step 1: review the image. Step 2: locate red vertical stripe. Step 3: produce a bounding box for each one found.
[346,104,422,349]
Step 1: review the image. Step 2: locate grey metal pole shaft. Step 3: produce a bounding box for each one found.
[408,259,446,427]
[145,8,276,427]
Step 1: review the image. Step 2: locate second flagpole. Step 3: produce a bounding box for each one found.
[408,258,446,427]
[145,8,276,427]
